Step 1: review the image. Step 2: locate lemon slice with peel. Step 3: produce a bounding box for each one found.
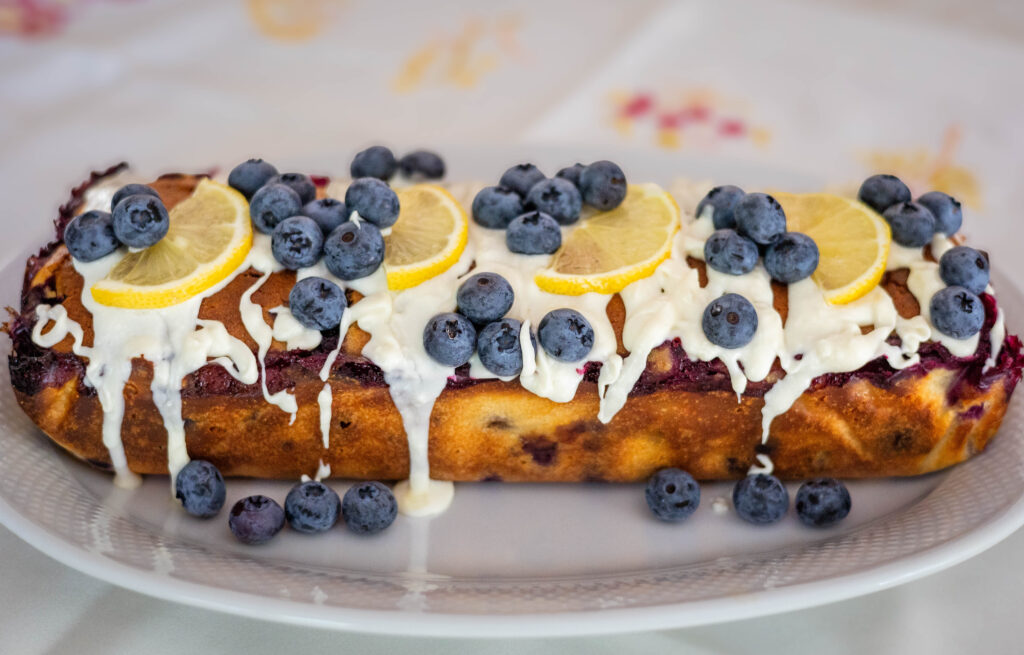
[91,179,252,309]
[774,192,891,305]
[384,184,468,290]
[534,183,680,296]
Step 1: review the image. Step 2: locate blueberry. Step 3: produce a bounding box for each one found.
[858,174,911,214]
[883,201,936,248]
[735,192,786,246]
[64,210,119,262]
[398,150,445,180]
[271,216,324,269]
[939,246,989,295]
[579,160,627,211]
[228,495,285,544]
[764,232,819,283]
[555,163,585,188]
[795,478,851,528]
[645,468,700,522]
[344,178,400,228]
[917,191,963,235]
[733,474,789,525]
[930,286,985,339]
[110,183,160,211]
[423,312,477,366]
[472,186,524,229]
[285,480,341,534]
[302,197,349,234]
[538,308,594,362]
[506,211,561,255]
[267,172,316,205]
[696,185,745,230]
[350,145,397,181]
[323,222,385,280]
[227,159,278,199]
[456,272,514,325]
[477,318,525,377]
[525,177,582,225]
[174,460,226,519]
[704,229,758,276]
[342,481,397,534]
[250,183,303,234]
[702,293,757,348]
[289,277,346,330]
[499,163,546,198]
[112,194,170,248]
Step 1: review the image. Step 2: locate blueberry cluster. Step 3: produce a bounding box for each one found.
[64,183,171,261]
[857,173,963,246]
[930,246,990,339]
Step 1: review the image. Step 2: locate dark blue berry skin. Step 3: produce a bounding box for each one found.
[702,293,758,348]
[764,232,819,283]
[704,229,758,276]
[267,172,316,205]
[323,222,385,280]
[883,201,936,248]
[285,480,341,534]
[917,191,963,235]
[555,163,585,189]
[64,210,119,262]
[795,478,851,528]
[472,186,524,229]
[733,474,789,525]
[289,277,346,330]
[525,177,583,225]
[112,194,170,248]
[398,150,445,180]
[250,183,303,234]
[939,246,989,296]
[645,468,700,522]
[423,312,477,366]
[272,216,324,269]
[342,481,398,534]
[735,193,786,246]
[174,460,226,519]
[579,160,627,211]
[696,185,745,230]
[858,174,911,214]
[302,197,349,234]
[477,318,524,377]
[350,146,397,181]
[228,495,285,545]
[506,211,562,255]
[930,286,985,339]
[111,183,160,210]
[344,178,400,229]
[538,308,594,362]
[499,163,546,198]
[456,272,514,325]
[227,159,278,200]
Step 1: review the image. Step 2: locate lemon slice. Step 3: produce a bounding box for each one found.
[384,184,469,290]
[91,179,252,309]
[774,192,891,305]
[534,183,680,295]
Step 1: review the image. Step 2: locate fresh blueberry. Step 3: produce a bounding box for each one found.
[64,210,119,262]
[285,480,341,534]
[174,460,226,519]
[423,312,477,366]
[323,222,385,280]
[939,246,989,295]
[883,201,936,248]
[702,293,757,348]
[344,178,400,229]
[555,163,585,188]
[917,191,963,235]
[456,272,514,325]
[795,478,851,528]
[302,197,349,234]
[110,183,160,211]
[472,186,524,229]
[499,163,546,198]
[250,183,303,234]
[342,481,397,534]
[112,194,170,248]
[764,232,819,283]
[858,174,911,214]
[735,192,786,246]
[704,229,758,276]
[350,145,397,181]
[538,308,594,362]
[579,160,627,211]
[289,277,346,330]
[228,495,286,544]
[733,474,789,525]
[930,286,985,339]
[271,216,324,269]
[227,159,278,199]
[477,318,525,377]
[645,468,701,522]
[506,211,561,255]
[398,150,445,179]
[525,177,582,225]
[267,172,316,205]
[696,185,745,230]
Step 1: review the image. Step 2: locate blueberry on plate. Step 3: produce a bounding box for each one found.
[734,192,786,246]
[857,174,911,214]
[702,293,758,348]
[472,186,524,229]
[537,308,594,363]
[795,478,851,528]
[342,481,398,534]
[323,221,385,280]
[917,191,963,235]
[645,468,700,522]
[704,229,758,276]
[267,172,316,205]
[112,194,170,248]
[423,312,477,366]
[695,185,745,230]
[227,159,278,199]
[289,276,346,330]
[506,211,562,255]
[883,201,936,248]
[64,210,119,262]
[499,163,546,198]
[764,232,819,283]
[344,178,400,229]
[111,183,160,211]
[477,318,525,377]
[398,150,445,180]
[579,160,627,211]
[250,183,303,234]
[228,495,285,545]
[456,272,514,325]
[939,246,989,296]
[525,177,583,225]
[302,197,349,234]
[174,460,226,519]
[272,216,324,269]
[555,163,586,189]
[285,480,341,534]
[930,286,985,339]
[733,474,789,525]
[351,145,397,181]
